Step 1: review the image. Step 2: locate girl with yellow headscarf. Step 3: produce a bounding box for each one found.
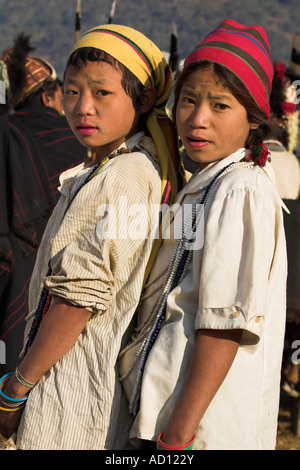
[0,25,183,450]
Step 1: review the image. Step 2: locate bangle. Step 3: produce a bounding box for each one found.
[156,431,196,450]
[0,397,27,408]
[0,403,26,412]
[1,390,27,407]
[0,372,28,404]
[15,366,36,389]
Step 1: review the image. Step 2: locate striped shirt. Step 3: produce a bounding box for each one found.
[16,132,162,450]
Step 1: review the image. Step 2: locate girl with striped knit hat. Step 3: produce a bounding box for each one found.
[120,19,288,450]
[0,25,183,449]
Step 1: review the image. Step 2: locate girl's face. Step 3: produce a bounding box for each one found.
[176,68,259,170]
[63,60,141,163]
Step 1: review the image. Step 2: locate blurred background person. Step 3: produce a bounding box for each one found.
[0,33,87,373]
[265,55,300,398]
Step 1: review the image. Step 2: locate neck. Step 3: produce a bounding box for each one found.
[91,150,106,165]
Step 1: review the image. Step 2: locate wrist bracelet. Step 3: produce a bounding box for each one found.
[0,397,27,408]
[156,431,195,451]
[15,366,36,390]
[0,403,26,412]
[0,372,28,404]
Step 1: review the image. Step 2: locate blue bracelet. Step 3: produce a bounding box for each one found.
[0,372,28,403]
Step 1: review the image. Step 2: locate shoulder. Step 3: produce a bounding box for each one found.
[214,163,273,196]
[103,146,161,186]
[270,149,300,172]
[209,163,285,214]
[11,107,72,133]
[74,150,162,207]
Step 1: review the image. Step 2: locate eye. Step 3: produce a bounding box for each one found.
[184,97,195,104]
[180,95,195,105]
[96,90,110,96]
[64,89,78,96]
[214,102,229,110]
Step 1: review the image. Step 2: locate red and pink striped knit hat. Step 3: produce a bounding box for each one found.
[184,19,273,119]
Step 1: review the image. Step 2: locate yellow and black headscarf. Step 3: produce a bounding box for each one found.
[70,24,184,281]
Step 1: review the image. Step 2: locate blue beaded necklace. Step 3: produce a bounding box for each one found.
[23,156,110,355]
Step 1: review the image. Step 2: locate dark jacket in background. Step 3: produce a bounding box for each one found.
[0,106,87,372]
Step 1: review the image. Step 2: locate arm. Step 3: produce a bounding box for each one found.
[162,328,242,446]
[0,296,91,438]
[7,296,91,396]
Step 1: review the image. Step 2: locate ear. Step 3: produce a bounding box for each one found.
[139,86,157,114]
[41,90,51,106]
[250,122,260,130]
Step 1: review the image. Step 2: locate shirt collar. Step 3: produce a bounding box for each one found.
[176,147,290,213]
[178,148,247,199]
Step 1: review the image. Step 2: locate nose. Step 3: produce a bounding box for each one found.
[75,92,95,116]
[189,102,210,128]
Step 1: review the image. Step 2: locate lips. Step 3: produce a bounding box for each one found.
[77,125,98,136]
[186,136,211,149]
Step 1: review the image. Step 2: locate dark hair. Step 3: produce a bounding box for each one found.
[266,72,289,147]
[269,73,285,121]
[173,61,271,147]
[65,47,145,113]
[14,78,61,110]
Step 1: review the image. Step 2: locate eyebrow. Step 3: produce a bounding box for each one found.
[181,85,233,101]
[64,78,110,86]
[181,85,234,101]
[208,92,234,101]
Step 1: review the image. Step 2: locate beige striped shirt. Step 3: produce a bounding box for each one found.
[16,132,162,450]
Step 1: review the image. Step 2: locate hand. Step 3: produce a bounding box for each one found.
[0,405,24,439]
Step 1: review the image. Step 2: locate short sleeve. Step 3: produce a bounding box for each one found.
[195,180,279,344]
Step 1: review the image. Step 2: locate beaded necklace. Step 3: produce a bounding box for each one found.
[23,155,111,355]
[119,159,255,415]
